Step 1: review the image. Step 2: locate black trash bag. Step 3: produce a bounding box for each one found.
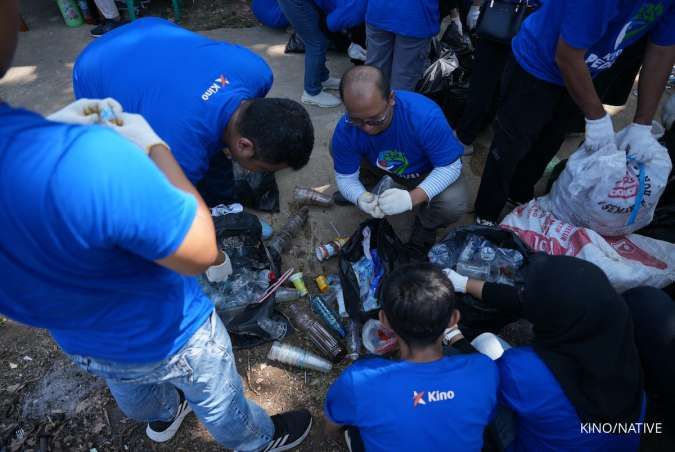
[228,297,295,349]
[285,30,351,54]
[285,32,305,53]
[429,225,535,340]
[440,20,474,56]
[416,49,460,96]
[338,219,412,323]
[232,162,280,213]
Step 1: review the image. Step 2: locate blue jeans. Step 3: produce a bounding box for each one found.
[68,311,274,451]
[278,0,330,95]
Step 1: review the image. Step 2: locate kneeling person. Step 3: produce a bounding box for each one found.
[332,65,468,252]
[324,264,498,452]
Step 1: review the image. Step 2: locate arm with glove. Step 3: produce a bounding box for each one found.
[466,0,482,31]
[335,170,385,218]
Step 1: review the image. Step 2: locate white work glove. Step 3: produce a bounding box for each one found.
[617,122,660,157]
[205,251,233,283]
[377,188,412,216]
[442,268,468,293]
[357,192,385,218]
[348,43,367,62]
[584,114,615,152]
[467,5,481,30]
[46,98,123,125]
[106,112,168,154]
[451,15,463,36]
[661,94,675,130]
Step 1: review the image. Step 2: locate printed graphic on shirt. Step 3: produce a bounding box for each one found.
[201,74,230,101]
[586,3,666,71]
[412,389,455,407]
[376,149,409,175]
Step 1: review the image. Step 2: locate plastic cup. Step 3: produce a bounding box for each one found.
[289,272,308,296]
[268,341,332,373]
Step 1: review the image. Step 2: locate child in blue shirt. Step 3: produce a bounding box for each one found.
[324,264,499,452]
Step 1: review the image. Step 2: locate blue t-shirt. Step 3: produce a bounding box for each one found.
[0,104,214,363]
[513,0,675,85]
[73,18,273,184]
[332,91,462,179]
[325,354,499,452]
[366,0,440,38]
[498,347,644,452]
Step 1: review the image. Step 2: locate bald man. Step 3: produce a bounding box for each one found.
[332,65,468,252]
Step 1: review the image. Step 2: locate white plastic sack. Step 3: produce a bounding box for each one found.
[541,128,672,236]
[500,200,675,293]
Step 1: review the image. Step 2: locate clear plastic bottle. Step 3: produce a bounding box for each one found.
[310,295,346,337]
[346,320,362,360]
[258,318,287,340]
[268,208,309,258]
[268,342,332,373]
[287,304,346,362]
[274,287,301,303]
[293,186,333,207]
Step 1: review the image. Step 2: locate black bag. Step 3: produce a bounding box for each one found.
[338,219,411,323]
[415,49,461,96]
[429,225,535,340]
[475,0,528,43]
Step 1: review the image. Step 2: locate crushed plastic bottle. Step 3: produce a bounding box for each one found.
[287,304,345,362]
[346,320,362,360]
[258,318,288,340]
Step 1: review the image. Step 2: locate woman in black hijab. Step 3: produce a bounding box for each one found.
[444,254,645,451]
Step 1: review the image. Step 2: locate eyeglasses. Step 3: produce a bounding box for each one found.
[345,104,392,127]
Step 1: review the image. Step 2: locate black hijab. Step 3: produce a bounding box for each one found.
[521,255,643,424]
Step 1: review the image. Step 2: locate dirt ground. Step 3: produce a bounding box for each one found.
[2,1,674,451]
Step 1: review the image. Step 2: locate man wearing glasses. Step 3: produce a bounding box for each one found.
[331,65,468,253]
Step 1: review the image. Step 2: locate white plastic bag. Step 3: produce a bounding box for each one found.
[500,200,675,292]
[541,128,671,236]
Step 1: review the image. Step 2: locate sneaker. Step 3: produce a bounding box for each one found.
[322,77,341,91]
[146,390,192,443]
[301,90,341,108]
[475,216,496,227]
[262,409,312,452]
[90,19,122,38]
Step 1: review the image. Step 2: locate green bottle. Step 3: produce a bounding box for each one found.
[55,0,83,27]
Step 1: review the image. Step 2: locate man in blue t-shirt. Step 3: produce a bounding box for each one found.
[73,18,314,206]
[0,5,311,450]
[365,0,457,91]
[474,0,675,224]
[332,65,468,253]
[324,264,499,452]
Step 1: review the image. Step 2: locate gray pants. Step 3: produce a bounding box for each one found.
[366,24,431,91]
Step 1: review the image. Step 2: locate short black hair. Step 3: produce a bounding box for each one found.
[339,65,391,101]
[381,263,456,348]
[237,98,314,170]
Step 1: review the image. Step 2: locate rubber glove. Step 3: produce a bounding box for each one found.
[357,192,385,218]
[584,113,615,151]
[106,112,168,154]
[442,268,468,293]
[205,251,233,283]
[451,15,463,36]
[661,94,675,130]
[467,4,481,30]
[47,98,123,125]
[617,123,659,156]
[377,188,412,216]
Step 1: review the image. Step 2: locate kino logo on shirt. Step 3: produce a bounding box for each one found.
[413,390,455,407]
[201,75,230,101]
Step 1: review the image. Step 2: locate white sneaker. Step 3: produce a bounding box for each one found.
[301,90,341,108]
[146,391,192,443]
[322,77,341,90]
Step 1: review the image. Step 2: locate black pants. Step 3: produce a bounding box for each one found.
[475,37,647,221]
[623,287,675,406]
[456,37,511,146]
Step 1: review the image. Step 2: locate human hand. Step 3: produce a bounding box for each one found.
[617,123,659,156]
[467,5,481,30]
[584,113,615,151]
[46,98,123,125]
[377,188,412,216]
[106,112,168,154]
[357,192,385,218]
[442,268,468,293]
[451,15,463,35]
[205,251,233,283]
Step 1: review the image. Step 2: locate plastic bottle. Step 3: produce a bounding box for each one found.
[268,342,332,373]
[56,0,83,27]
[274,287,301,303]
[293,186,333,207]
[326,275,348,317]
[310,295,346,337]
[268,207,309,258]
[315,237,349,262]
[362,319,398,355]
[258,318,287,340]
[287,304,345,362]
[346,320,362,360]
